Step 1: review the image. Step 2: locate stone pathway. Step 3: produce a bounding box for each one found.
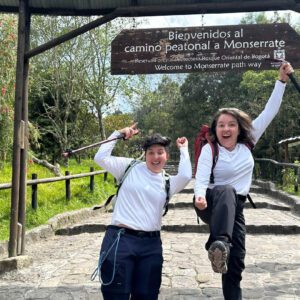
[0,180,300,299]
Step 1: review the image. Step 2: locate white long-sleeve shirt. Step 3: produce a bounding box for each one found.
[94,131,192,231]
[194,80,286,198]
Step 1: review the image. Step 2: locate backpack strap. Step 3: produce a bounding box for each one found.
[247,194,256,209]
[94,160,171,215]
[162,170,170,216]
[116,159,140,197]
[93,160,140,211]
[245,142,256,209]
[209,142,219,184]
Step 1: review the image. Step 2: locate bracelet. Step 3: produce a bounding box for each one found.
[279,79,286,84]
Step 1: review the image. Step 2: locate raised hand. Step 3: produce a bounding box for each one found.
[118,122,139,140]
[176,137,188,148]
[279,62,294,82]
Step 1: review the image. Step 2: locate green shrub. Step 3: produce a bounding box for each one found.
[0,159,116,241]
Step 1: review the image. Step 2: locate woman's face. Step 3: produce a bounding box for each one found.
[216,113,240,151]
[145,144,169,173]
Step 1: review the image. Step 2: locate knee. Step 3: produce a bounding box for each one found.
[210,185,237,206]
[212,185,236,195]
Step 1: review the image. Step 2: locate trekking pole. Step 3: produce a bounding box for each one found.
[62,134,125,158]
[288,72,300,94]
[267,58,300,94]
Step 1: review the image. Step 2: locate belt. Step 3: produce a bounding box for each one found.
[107,225,160,238]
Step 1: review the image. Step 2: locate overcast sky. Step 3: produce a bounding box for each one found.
[135,10,299,28]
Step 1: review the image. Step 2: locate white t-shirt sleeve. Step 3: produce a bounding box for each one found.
[194,144,213,198]
[251,80,286,144]
[94,130,132,181]
[169,146,192,196]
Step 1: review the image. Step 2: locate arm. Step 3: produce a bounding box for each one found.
[193,144,213,210]
[252,63,294,144]
[169,137,192,195]
[94,123,139,180]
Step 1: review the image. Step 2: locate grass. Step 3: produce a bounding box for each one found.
[0,159,116,241]
[279,184,300,197]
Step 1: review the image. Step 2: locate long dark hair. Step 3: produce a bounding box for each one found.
[210,108,254,145]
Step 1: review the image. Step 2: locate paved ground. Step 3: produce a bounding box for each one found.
[0,180,300,299]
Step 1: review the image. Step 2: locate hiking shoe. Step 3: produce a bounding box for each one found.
[208,240,229,274]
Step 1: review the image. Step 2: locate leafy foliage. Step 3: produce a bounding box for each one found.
[133,76,183,152]
[241,69,300,160]
[29,16,139,163]
[0,14,17,167]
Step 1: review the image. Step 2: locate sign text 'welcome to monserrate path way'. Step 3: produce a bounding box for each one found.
[111,23,300,75]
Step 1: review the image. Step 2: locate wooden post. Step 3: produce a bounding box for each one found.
[90,167,94,192]
[9,0,30,258]
[65,171,70,201]
[284,143,289,162]
[18,4,31,255]
[31,174,37,210]
[294,167,299,193]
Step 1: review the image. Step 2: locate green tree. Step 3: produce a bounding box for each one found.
[103,113,140,157]
[134,76,182,143]
[241,69,300,160]
[239,11,300,161]
[29,16,140,162]
[0,14,17,167]
[240,11,293,25]
[29,16,88,161]
[81,18,139,140]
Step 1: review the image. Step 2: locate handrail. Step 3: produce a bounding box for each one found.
[255,158,299,168]
[254,158,299,193]
[0,170,107,190]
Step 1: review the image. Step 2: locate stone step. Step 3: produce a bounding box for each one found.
[171,191,292,210]
[53,183,300,236]
[55,223,300,236]
[167,201,291,211]
[180,186,274,194]
[55,200,300,236]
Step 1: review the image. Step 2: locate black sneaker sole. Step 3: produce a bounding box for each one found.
[208,241,228,274]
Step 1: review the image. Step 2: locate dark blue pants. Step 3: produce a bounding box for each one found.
[99,225,163,300]
[194,185,246,300]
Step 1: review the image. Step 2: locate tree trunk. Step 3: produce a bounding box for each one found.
[32,155,62,177]
[98,107,106,140]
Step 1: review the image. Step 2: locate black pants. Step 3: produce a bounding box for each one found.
[100,226,163,300]
[194,185,246,300]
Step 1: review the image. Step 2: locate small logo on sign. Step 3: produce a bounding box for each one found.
[274,49,285,60]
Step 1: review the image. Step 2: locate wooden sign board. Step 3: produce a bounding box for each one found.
[111,23,300,75]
